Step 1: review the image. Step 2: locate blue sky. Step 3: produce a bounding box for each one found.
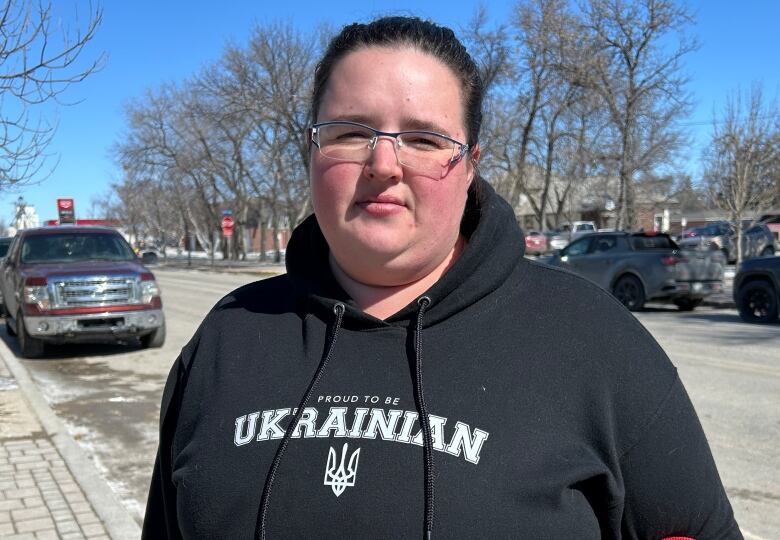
[3,0,779,224]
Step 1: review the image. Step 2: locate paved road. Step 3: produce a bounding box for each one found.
[1,267,777,538]
[635,306,780,540]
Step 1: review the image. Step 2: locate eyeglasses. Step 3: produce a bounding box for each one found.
[310,121,470,178]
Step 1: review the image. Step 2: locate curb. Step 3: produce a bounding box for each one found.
[153,261,286,277]
[0,338,141,539]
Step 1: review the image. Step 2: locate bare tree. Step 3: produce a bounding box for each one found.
[112,23,321,262]
[505,0,569,214]
[219,22,319,255]
[583,0,696,230]
[1,0,104,187]
[472,0,603,230]
[115,85,223,257]
[703,85,780,264]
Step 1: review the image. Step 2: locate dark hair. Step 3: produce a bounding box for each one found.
[311,16,484,147]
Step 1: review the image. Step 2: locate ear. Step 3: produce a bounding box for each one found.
[470,143,481,164]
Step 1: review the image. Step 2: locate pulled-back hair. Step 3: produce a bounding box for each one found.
[311,16,484,147]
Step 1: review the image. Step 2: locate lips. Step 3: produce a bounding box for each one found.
[356,193,406,216]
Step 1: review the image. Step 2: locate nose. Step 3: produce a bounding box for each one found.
[364,136,402,180]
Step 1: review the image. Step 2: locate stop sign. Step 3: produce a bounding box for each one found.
[221,215,235,237]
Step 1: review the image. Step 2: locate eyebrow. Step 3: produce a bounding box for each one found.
[402,118,454,137]
[327,114,457,138]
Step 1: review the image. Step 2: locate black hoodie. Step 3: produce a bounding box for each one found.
[143,181,740,539]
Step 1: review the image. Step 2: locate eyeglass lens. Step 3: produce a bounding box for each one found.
[315,124,458,177]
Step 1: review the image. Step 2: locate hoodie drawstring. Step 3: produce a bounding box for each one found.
[415,296,434,540]
[256,302,345,540]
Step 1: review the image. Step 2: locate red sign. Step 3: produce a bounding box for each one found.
[57,198,75,224]
[221,215,235,237]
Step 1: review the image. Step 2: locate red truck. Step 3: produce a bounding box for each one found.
[0,226,165,358]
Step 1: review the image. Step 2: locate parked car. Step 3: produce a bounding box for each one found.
[139,248,162,264]
[524,230,548,256]
[543,231,724,311]
[542,222,597,252]
[733,255,780,323]
[545,229,569,251]
[743,223,776,258]
[678,221,774,262]
[678,221,732,259]
[758,214,780,245]
[0,226,166,357]
[0,237,13,311]
[568,221,597,241]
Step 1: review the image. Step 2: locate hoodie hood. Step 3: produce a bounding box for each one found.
[285,179,525,328]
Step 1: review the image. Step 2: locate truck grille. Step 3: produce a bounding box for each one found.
[51,276,137,308]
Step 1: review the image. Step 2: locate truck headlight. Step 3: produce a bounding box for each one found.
[23,284,51,310]
[140,277,160,304]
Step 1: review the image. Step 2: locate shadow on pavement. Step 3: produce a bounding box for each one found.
[0,319,146,361]
[674,312,746,324]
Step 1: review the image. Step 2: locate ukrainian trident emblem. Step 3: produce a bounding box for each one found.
[323,443,361,497]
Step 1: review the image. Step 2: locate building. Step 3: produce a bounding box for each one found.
[9,197,40,234]
[502,168,679,233]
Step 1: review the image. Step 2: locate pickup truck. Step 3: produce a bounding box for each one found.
[0,226,165,357]
[543,231,725,311]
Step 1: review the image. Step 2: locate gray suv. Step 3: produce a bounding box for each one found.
[544,232,724,311]
[678,221,775,262]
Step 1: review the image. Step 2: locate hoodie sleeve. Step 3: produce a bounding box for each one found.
[142,345,193,539]
[619,376,742,540]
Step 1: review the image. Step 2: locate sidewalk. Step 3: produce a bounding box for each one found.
[0,340,140,539]
[154,258,286,276]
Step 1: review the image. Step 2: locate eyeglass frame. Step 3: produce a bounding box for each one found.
[309,120,471,169]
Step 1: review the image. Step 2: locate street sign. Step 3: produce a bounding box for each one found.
[57,198,75,224]
[221,213,235,237]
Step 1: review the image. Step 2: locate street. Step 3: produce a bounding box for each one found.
[2,267,778,539]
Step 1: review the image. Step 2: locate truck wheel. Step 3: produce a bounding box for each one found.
[140,322,166,349]
[737,281,778,323]
[674,298,702,311]
[613,275,645,311]
[17,312,45,358]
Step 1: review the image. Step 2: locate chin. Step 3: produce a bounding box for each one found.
[347,227,410,255]
[339,243,441,285]
[349,259,428,288]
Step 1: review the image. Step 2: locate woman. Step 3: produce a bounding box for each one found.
[143,17,740,539]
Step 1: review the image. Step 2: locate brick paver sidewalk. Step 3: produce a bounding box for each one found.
[1,355,109,539]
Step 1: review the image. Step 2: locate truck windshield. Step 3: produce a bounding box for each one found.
[21,233,136,263]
